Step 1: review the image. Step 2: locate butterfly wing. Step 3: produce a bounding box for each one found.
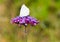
[19,4,30,17]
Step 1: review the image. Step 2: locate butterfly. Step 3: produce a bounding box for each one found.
[19,4,30,17]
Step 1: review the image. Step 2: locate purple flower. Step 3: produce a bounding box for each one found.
[11,17,20,24]
[11,16,39,26]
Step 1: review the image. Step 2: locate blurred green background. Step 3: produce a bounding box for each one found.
[0,0,60,42]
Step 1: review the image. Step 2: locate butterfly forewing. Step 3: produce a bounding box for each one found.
[19,4,30,17]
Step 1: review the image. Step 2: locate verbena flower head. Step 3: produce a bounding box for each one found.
[11,4,39,26]
[11,16,39,26]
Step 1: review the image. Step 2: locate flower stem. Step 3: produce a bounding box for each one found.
[24,26,27,42]
[24,26,31,42]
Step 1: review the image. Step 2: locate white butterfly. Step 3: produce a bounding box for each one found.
[19,4,30,17]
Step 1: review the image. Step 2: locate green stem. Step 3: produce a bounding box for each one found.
[25,27,27,42]
[24,26,31,42]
